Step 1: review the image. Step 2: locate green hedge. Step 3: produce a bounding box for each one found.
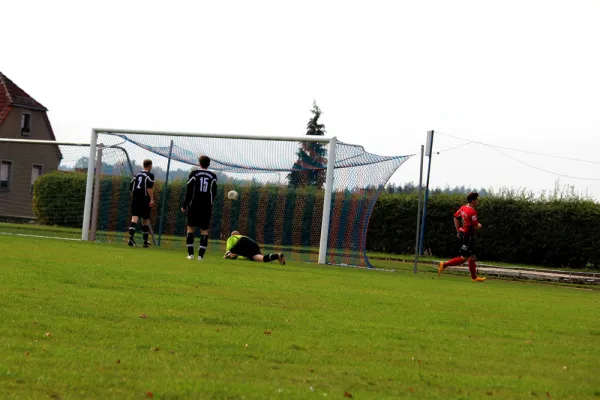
[31,172,330,239]
[33,172,87,227]
[367,193,600,269]
[33,172,600,268]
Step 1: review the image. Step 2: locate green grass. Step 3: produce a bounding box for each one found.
[4,222,598,273]
[0,222,390,265]
[0,222,82,236]
[0,236,599,399]
[369,251,600,274]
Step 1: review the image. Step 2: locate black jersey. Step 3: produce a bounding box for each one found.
[130,170,155,200]
[182,169,218,210]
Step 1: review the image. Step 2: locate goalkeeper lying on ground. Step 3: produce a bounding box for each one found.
[223,231,285,265]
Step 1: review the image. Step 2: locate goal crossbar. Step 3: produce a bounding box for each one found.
[93,128,333,143]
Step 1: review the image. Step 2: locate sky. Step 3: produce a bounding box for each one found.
[2,0,600,198]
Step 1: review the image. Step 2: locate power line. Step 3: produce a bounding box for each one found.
[435,142,472,154]
[488,146,600,181]
[436,131,600,166]
[435,131,600,181]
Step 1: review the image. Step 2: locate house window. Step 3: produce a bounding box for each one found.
[0,160,12,189]
[21,113,32,136]
[31,164,43,195]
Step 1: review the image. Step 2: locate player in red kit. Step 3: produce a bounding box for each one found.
[438,192,487,282]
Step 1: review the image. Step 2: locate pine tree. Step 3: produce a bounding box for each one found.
[287,101,328,188]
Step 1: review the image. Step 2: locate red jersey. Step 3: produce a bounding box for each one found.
[454,205,479,236]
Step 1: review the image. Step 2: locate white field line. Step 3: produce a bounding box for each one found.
[0,231,81,241]
[431,260,599,283]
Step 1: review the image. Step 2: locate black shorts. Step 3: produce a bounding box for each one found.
[230,237,261,259]
[457,233,476,257]
[187,207,213,230]
[131,198,151,219]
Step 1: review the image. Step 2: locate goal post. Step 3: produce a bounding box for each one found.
[82,129,97,242]
[81,128,409,267]
[83,128,337,264]
[318,135,337,264]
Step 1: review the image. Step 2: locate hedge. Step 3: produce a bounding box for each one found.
[33,172,87,227]
[31,172,330,239]
[33,172,600,268]
[368,192,600,269]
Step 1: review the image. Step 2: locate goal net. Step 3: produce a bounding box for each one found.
[1,132,411,267]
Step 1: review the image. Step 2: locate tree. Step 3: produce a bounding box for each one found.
[287,101,328,188]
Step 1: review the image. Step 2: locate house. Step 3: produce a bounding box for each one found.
[0,71,61,219]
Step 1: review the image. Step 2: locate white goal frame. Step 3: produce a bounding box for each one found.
[83,128,338,264]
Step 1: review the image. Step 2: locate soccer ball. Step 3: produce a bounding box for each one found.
[227,190,239,200]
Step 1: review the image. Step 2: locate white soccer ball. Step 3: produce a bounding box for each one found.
[227,190,239,200]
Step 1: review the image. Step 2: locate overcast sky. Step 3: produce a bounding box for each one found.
[3,0,600,198]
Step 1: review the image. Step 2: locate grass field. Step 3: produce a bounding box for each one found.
[4,222,598,275]
[0,235,599,399]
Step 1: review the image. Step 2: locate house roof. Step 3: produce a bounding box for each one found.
[0,71,48,125]
[0,71,59,150]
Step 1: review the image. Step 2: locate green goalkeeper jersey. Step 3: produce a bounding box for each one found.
[225,235,244,252]
[225,235,248,260]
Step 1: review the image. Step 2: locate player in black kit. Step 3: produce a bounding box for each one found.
[128,159,155,247]
[181,155,218,260]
